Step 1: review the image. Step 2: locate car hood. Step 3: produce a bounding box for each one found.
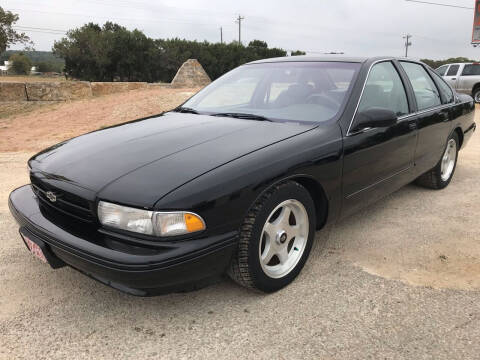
[30,112,316,207]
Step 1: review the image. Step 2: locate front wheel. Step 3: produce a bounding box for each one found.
[415,132,459,189]
[228,181,316,292]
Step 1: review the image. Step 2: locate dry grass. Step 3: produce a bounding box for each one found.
[0,75,67,83]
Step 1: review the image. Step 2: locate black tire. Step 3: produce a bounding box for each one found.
[415,132,459,190]
[473,87,480,103]
[228,181,316,292]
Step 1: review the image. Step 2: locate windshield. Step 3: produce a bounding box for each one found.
[182,61,361,123]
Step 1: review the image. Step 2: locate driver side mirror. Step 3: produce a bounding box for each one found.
[352,107,398,132]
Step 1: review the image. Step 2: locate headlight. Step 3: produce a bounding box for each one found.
[97,201,206,237]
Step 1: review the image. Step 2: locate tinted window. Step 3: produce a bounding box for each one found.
[357,61,409,116]
[183,62,361,123]
[446,65,459,76]
[400,62,441,111]
[436,65,448,76]
[431,71,454,104]
[462,64,480,76]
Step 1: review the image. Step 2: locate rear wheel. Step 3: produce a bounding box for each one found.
[474,88,480,103]
[415,132,459,189]
[228,181,316,292]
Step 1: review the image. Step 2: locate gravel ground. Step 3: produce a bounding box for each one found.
[0,97,479,359]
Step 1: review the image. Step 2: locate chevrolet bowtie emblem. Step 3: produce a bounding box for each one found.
[46,191,57,202]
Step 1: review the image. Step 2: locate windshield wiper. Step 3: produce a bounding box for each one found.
[211,112,272,122]
[173,106,199,114]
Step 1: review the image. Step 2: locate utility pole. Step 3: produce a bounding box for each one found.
[220,27,223,44]
[403,34,412,57]
[236,15,245,44]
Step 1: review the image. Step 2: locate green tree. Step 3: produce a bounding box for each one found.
[421,57,478,69]
[53,22,166,81]
[291,50,306,56]
[248,40,268,48]
[53,22,288,82]
[0,7,31,53]
[9,52,32,74]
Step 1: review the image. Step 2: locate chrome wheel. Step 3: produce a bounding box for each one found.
[440,138,457,182]
[259,199,309,279]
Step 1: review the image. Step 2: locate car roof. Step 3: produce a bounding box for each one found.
[247,55,423,65]
[248,55,369,64]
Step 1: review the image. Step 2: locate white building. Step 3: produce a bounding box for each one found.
[0,61,10,74]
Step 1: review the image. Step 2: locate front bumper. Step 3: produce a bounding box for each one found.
[9,185,238,296]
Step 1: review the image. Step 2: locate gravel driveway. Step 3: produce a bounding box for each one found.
[0,97,479,359]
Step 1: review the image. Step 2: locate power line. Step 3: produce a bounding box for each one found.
[6,8,220,28]
[13,27,67,36]
[14,26,67,33]
[404,0,473,10]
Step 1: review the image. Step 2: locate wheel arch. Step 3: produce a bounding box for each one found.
[453,126,464,148]
[291,176,329,230]
[472,83,480,96]
[250,175,329,231]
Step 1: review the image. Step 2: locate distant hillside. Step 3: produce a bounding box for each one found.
[0,50,64,69]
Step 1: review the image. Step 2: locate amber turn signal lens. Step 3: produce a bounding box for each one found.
[184,213,206,232]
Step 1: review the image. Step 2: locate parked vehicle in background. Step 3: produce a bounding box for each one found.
[436,63,480,102]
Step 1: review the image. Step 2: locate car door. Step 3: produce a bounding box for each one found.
[443,64,460,89]
[341,60,417,218]
[399,61,451,176]
[457,63,480,95]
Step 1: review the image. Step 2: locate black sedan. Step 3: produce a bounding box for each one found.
[9,56,476,295]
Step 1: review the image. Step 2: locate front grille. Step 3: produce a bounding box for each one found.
[30,176,95,223]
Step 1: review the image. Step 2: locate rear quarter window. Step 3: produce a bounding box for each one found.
[430,71,454,104]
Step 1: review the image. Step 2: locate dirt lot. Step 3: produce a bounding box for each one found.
[0,87,198,152]
[0,91,479,359]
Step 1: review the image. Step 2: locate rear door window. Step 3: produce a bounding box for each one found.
[446,65,459,76]
[400,62,441,111]
[462,64,480,76]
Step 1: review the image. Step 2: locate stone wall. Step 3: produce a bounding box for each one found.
[26,82,92,101]
[0,83,27,101]
[0,58,210,101]
[171,59,211,88]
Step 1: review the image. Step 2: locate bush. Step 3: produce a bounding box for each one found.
[36,61,61,73]
[9,53,31,74]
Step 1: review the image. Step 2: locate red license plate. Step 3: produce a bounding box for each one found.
[23,236,48,264]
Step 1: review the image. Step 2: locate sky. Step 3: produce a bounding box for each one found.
[1,0,479,60]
